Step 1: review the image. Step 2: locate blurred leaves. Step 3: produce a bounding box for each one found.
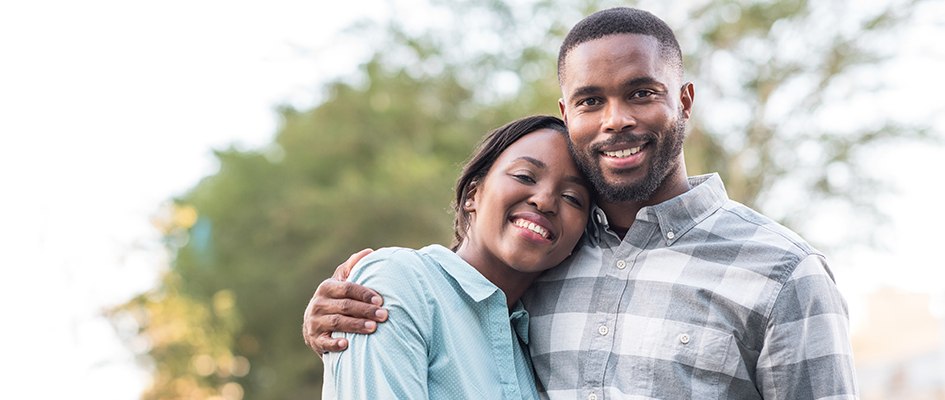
[109,0,933,399]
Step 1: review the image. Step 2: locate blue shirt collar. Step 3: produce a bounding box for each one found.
[420,244,530,344]
[420,244,500,302]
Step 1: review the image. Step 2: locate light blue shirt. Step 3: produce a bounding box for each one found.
[322,245,540,399]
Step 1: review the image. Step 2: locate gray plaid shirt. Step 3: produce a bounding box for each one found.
[523,174,857,399]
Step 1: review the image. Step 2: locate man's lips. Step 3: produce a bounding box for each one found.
[602,145,643,158]
[594,134,653,159]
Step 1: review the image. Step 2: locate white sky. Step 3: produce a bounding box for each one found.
[0,1,942,398]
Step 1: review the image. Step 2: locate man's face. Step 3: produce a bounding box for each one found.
[558,33,691,203]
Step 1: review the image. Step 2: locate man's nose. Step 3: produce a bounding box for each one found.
[602,100,636,133]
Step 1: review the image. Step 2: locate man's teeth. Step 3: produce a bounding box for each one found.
[603,146,642,158]
[514,219,550,239]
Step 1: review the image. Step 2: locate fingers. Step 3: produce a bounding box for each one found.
[302,325,349,354]
[312,296,388,324]
[302,297,387,354]
[333,248,374,281]
[302,250,385,356]
[316,279,386,313]
[315,334,349,353]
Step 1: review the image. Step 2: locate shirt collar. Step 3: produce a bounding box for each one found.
[421,245,530,343]
[509,302,530,344]
[419,244,499,302]
[420,244,528,344]
[587,173,729,245]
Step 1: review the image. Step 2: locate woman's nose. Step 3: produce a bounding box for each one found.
[528,189,558,215]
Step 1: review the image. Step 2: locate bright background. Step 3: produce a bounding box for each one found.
[1,1,943,399]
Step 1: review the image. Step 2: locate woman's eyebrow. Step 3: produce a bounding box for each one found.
[513,156,546,168]
[513,156,587,187]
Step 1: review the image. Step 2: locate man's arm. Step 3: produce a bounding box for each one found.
[756,255,858,399]
[301,249,389,354]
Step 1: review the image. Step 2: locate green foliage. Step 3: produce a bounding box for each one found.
[109,1,932,398]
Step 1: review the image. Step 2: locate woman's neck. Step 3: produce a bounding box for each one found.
[454,243,540,309]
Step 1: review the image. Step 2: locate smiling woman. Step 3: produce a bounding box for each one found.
[321,115,591,399]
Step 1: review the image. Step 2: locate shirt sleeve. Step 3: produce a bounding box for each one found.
[322,249,432,399]
[756,254,859,399]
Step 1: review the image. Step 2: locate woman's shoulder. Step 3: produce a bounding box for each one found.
[347,245,447,289]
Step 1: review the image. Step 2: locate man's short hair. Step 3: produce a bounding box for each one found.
[557,7,683,84]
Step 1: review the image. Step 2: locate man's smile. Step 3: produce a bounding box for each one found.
[602,145,643,158]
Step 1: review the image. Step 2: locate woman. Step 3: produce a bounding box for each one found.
[321,115,591,399]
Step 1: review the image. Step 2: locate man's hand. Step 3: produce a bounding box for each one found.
[302,249,389,355]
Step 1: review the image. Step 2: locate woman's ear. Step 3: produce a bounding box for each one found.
[464,181,479,212]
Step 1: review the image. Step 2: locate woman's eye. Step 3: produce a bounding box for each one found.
[512,174,536,184]
[563,193,584,207]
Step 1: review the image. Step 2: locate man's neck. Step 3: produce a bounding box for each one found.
[599,171,693,236]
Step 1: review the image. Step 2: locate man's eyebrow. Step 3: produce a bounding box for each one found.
[569,85,601,100]
[621,76,665,91]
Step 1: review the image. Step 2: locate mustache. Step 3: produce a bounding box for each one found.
[590,132,658,152]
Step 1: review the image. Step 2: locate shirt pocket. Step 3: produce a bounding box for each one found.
[615,318,740,397]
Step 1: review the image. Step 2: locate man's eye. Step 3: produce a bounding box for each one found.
[578,98,601,107]
[631,90,655,99]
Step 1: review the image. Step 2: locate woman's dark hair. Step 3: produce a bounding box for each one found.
[450,115,569,250]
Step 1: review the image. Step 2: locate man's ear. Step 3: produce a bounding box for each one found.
[558,98,568,125]
[679,81,695,120]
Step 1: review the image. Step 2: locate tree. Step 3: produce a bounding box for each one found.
[109,0,932,398]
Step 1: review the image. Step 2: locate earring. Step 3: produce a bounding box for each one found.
[464,200,472,208]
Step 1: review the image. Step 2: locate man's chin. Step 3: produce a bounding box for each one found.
[593,174,661,203]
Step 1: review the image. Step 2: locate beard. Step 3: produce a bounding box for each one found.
[573,111,686,203]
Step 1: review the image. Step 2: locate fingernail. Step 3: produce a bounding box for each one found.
[375,309,388,320]
[370,296,382,305]
[364,321,376,331]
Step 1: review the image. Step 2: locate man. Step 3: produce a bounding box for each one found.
[303,7,858,399]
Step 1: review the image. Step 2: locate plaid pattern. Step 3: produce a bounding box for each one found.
[522,174,857,400]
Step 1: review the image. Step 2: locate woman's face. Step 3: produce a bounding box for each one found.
[462,128,590,275]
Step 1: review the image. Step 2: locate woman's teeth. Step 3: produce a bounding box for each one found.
[513,219,550,239]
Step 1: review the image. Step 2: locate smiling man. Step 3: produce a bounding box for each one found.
[304,7,858,400]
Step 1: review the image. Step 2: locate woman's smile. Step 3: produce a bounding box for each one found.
[510,213,555,242]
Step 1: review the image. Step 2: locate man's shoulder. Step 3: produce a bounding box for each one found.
[713,199,819,258]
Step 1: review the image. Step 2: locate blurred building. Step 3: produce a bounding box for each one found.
[853,287,945,399]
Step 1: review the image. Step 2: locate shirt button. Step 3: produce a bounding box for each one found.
[667,231,676,240]
[598,325,609,336]
[615,259,626,269]
[588,393,598,400]
[679,333,690,344]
